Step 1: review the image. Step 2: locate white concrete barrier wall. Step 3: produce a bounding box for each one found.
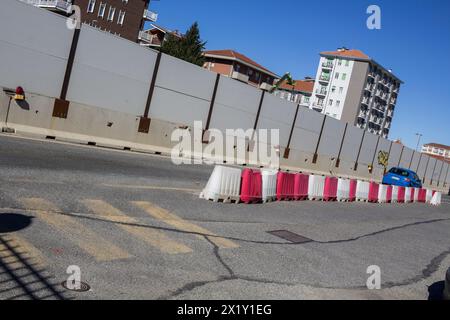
[0,0,73,98]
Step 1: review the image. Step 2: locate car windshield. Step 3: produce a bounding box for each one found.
[389,168,409,177]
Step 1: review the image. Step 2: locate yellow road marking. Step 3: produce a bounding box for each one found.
[101,184,200,193]
[20,198,131,262]
[81,200,192,254]
[132,201,239,249]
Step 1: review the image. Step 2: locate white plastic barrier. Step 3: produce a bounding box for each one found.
[200,165,241,203]
[356,180,370,202]
[378,184,389,203]
[391,186,399,203]
[426,189,433,203]
[337,178,350,201]
[261,169,278,203]
[430,192,442,206]
[413,188,420,202]
[308,175,325,201]
[404,187,412,203]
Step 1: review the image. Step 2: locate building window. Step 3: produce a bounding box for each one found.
[107,7,116,21]
[345,60,349,67]
[329,99,333,106]
[335,72,339,79]
[117,10,125,25]
[336,100,340,107]
[87,0,96,13]
[339,87,343,94]
[98,2,106,18]
[338,59,342,66]
[331,86,336,93]
[342,73,347,80]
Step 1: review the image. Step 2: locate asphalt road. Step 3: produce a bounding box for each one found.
[0,133,449,300]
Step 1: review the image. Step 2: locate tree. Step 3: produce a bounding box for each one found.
[161,22,206,67]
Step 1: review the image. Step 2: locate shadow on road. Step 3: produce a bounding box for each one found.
[427,281,445,300]
[0,212,69,300]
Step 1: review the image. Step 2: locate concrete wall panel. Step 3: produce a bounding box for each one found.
[399,147,414,169]
[317,117,346,157]
[410,151,421,172]
[0,0,73,98]
[388,143,403,168]
[290,108,324,152]
[339,125,364,162]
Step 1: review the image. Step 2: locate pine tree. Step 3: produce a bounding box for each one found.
[161,22,206,67]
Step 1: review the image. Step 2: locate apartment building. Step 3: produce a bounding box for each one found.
[203,50,278,90]
[20,0,157,43]
[309,48,403,138]
[272,77,314,108]
[421,143,450,161]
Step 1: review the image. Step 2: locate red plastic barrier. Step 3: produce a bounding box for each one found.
[323,176,338,201]
[294,173,309,200]
[410,188,415,202]
[397,186,405,203]
[386,185,393,203]
[240,169,262,204]
[349,179,357,202]
[368,182,379,203]
[276,172,295,201]
[418,189,426,203]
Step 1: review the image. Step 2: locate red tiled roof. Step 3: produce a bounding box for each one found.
[321,49,370,60]
[423,143,450,150]
[279,80,314,93]
[203,49,277,77]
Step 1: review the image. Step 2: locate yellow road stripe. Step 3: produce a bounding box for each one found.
[20,198,130,262]
[132,201,239,249]
[81,200,192,254]
[101,184,201,193]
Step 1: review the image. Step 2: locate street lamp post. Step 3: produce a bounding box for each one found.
[415,133,423,152]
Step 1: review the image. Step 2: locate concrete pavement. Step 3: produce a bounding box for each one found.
[0,133,449,300]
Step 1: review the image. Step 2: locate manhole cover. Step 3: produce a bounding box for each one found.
[61,281,91,292]
[267,230,313,244]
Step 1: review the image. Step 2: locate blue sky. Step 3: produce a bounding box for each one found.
[146,0,450,150]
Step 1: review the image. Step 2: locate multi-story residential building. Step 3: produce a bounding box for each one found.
[20,0,157,43]
[309,48,403,138]
[272,77,314,108]
[138,24,183,48]
[421,143,450,161]
[203,50,278,90]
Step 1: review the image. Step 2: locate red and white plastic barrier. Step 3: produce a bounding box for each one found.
[294,173,309,200]
[349,180,357,202]
[404,187,412,203]
[200,165,242,203]
[308,175,325,201]
[386,185,393,203]
[368,182,379,203]
[356,180,370,202]
[426,189,433,203]
[397,186,406,203]
[378,184,389,203]
[337,178,350,202]
[276,172,295,201]
[418,188,427,203]
[430,191,442,206]
[391,186,399,203]
[261,169,278,203]
[240,169,262,204]
[323,176,338,201]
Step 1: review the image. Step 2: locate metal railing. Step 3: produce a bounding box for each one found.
[143,9,158,22]
[138,31,154,43]
[21,0,72,13]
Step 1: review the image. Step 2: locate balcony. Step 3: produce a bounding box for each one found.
[312,102,324,111]
[358,111,368,118]
[384,121,391,129]
[260,82,273,91]
[138,31,154,43]
[361,96,370,105]
[322,61,333,69]
[318,74,330,83]
[231,71,249,83]
[315,88,327,97]
[23,0,72,14]
[143,9,158,22]
[389,97,396,105]
[364,83,373,92]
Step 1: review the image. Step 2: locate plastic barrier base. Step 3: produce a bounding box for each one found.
[240,169,262,204]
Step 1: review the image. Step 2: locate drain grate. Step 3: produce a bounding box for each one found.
[267,230,313,244]
[61,281,91,292]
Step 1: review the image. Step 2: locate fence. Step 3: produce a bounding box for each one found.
[0,0,449,190]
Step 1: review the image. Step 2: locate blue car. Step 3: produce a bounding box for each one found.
[382,167,422,188]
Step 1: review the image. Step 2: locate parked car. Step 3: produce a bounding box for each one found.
[382,167,422,188]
